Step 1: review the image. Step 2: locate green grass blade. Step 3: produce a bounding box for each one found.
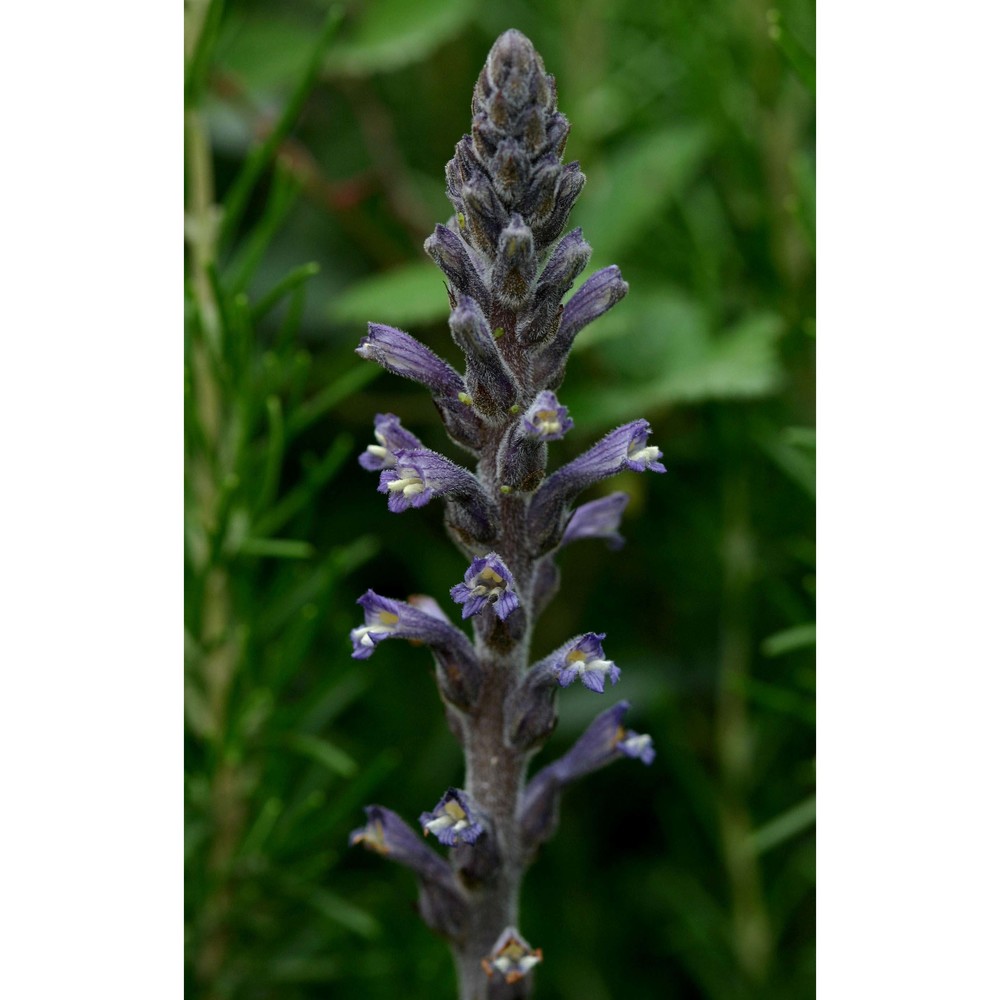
[252,262,321,323]
[288,364,381,438]
[184,0,226,107]
[219,5,344,248]
[751,796,816,856]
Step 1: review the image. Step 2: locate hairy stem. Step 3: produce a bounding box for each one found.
[450,418,537,998]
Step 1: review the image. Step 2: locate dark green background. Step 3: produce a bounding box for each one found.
[185,0,815,996]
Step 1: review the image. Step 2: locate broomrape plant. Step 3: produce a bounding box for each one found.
[349,30,664,999]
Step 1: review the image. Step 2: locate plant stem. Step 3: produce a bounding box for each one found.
[449,416,538,999]
[716,461,772,988]
[186,11,247,990]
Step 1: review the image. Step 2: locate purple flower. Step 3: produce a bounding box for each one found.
[547,701,654,784]
[558,265,630,344]
[527,420,664,552]
[449,553,519,620]
[448,295,518,417]
[349,29,667,972]
[543,419,664,495]
[357,323,465,399]
[535,265,629,387]
[448,294,498,357]
[350,590,483,708]
[377,448,488,514]
[522,390,573,441]
[350,804,468,937]
[519,227,591,343]
[560,491,630,549]
[618,729,656,765]
[519,702,655,849]
[424,224,490,305]
[349,590,474,663]
[419,788,485,846]
[358,413,423,472]
[549,632,621,693]
[533,161,586,247]
[495,390,572,491]
[349,805,455,884]
[481,926,543,985]
[455,167,508,256]
[492,213,536,308]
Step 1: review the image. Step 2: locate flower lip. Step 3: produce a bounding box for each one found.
[350,591,403,659]
[359,413,423,472]
[553,632,621,693]
[616,727,656,765]
[449,552,519,621]
[419,787,485,847]
[523,390,573,442]
[481,925,543,985]
[625,420,666,473]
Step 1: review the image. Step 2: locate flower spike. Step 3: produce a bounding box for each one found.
[348,28,665,988]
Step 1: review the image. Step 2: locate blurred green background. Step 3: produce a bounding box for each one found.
[184,0,815,997]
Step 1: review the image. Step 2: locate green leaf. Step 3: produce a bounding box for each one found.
[217,12,329,93]
[768,11,816,95]
[289,733,358,778]
[239,537,315,559]
[226,168,303,292]
[325,0,476,76]
[566,294,784,427]
[240,797,284,856]
[185,0,226,106]
[790,150,816,247]
[251,262,321,322]
[184,679,216,742]
[329,260,451,329]
[757,426,816,498]
[288,366,382,439]
[783,426,816,450]
[648,867,735,1000]
[573,125,711,259]
[255,395,285,518]
[257,535,379,639]
[252,434,354,539]
[303,888,381,939]
[761,623,816,658]
[219,6,344,249]
[751,796,816,855]
[743,678,815,725]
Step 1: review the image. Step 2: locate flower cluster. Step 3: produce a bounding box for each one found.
[347,29,662,996]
